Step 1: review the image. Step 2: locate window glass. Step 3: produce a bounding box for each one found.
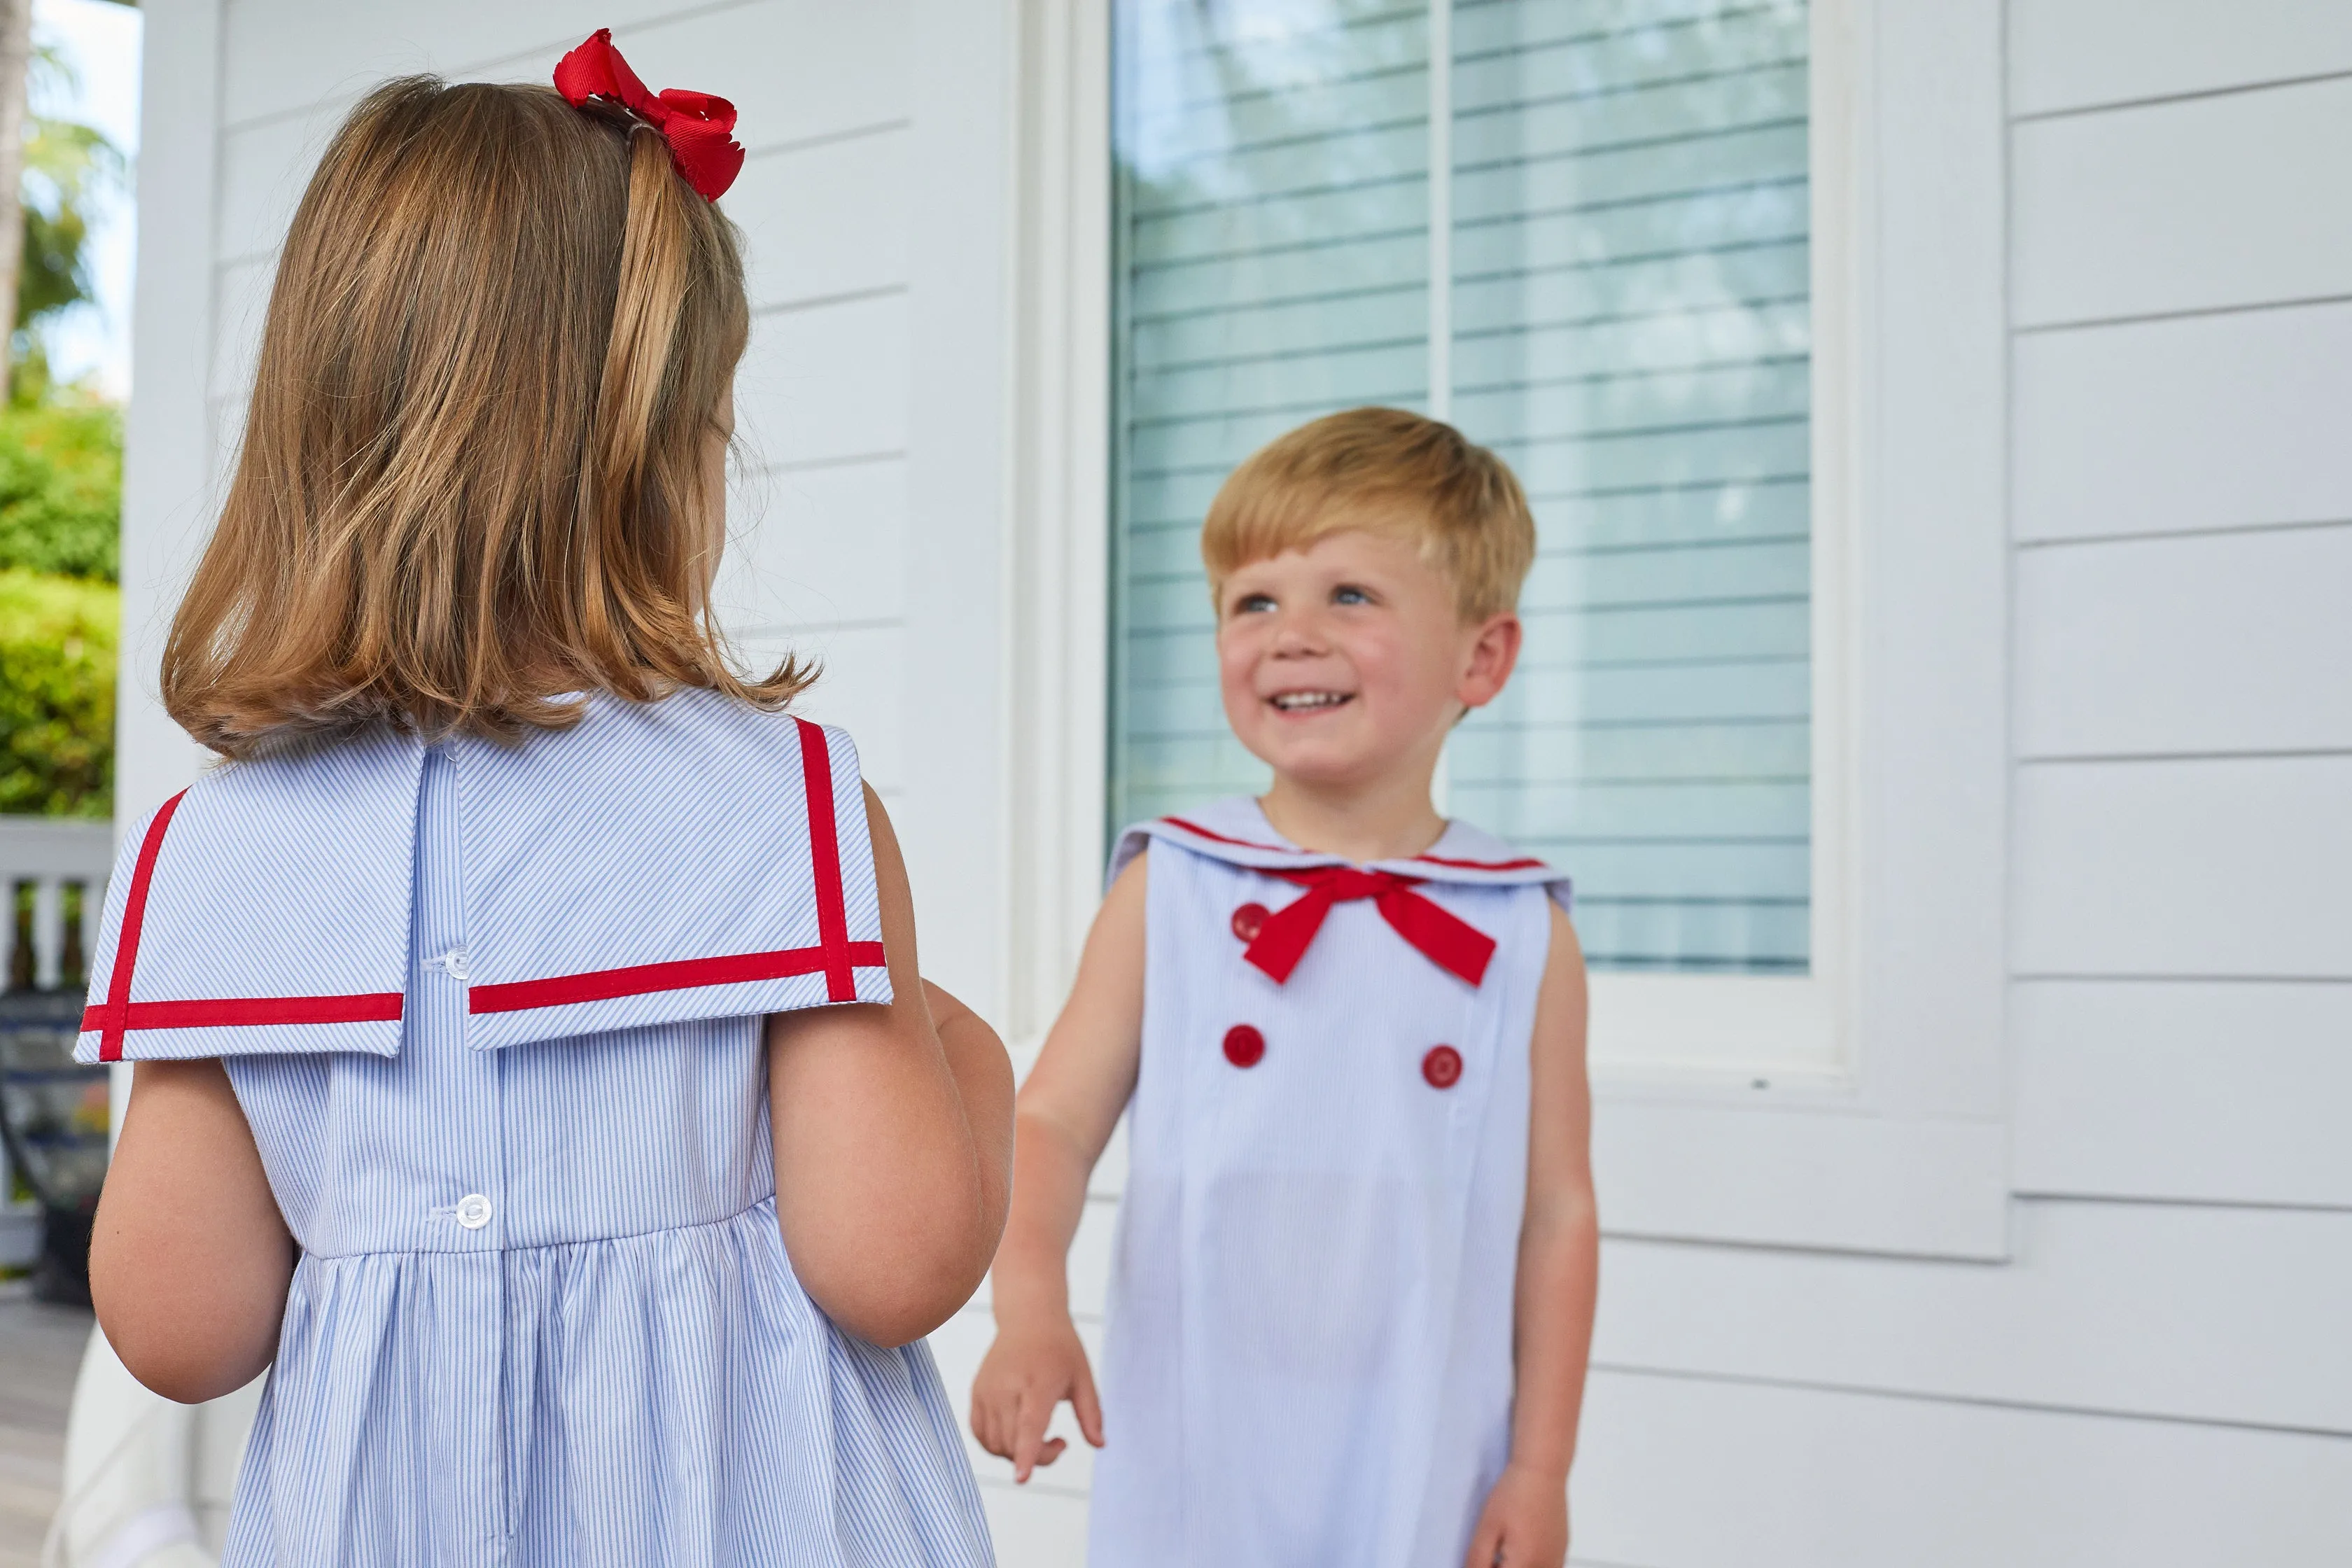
[1110,0,1811,974]
[1110,0,1430,827]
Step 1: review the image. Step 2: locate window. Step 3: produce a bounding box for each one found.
[1108,0,1833,1070]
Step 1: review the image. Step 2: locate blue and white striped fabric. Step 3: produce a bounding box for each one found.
[1090,796,1567,1568]
[82,690,993,1567]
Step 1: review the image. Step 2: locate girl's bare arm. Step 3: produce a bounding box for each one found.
[90,1060,295,1404]
[970,851,1149,1479]
[766,784,1015,1347]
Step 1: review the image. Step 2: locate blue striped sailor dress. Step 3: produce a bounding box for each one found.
[76,689,994,1568]
[1087,797,1572,1568]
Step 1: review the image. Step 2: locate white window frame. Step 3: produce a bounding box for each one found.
[1005,0,2008,1258]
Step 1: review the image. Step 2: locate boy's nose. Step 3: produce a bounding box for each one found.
[1268,614,1328,656]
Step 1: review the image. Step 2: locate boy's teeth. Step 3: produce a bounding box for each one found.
[1272,692,1348,710]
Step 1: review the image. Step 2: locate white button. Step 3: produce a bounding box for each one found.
[430,948,472,982]
[454,1193,493,1230]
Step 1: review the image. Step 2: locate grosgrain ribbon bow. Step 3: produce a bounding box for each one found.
[1243,867,1498,988]
[554,29,746,201]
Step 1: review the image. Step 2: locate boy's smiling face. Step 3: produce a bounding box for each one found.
[1214,527,1522,794]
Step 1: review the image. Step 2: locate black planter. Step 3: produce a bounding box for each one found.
[0,988,108,1306]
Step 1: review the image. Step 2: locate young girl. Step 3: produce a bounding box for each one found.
[971,410,1599,1567]
[84,34,1009,1568]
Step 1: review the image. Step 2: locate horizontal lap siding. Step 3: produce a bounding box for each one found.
[2010,75,2352,327]
[2008,0,2352,116]
[1570,1369,2352,1567]
[2012,981,2352,1207]
[2012,304,2352,542]
[2015,525,2352,757]
[2006,17,2352,1243]
[2005,0,2352,1235]
[1983,22,2352,1563]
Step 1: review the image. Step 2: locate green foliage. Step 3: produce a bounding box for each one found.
[0,568,114,816]
[19,113,121,332]
[0,393,120,580]
[16,38,130,370]
[0,34,129,825]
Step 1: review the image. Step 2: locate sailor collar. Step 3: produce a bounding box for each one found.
[1110,794,1572,909]
[76,691,890,1063]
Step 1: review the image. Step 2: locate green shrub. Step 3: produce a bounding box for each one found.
[0,398,120,582]
[0,568,115,816]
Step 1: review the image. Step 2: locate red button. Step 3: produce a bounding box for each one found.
[1422,1044,1463,1089]
[1231,902,1270,943]
[1223,1024,1266,1068]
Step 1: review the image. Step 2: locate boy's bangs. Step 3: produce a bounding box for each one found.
[1203,487,1445,585]
[1200,407,1536,622]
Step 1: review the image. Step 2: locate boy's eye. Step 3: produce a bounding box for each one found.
[1234,592,1277,615]
[1331,584,1371,606]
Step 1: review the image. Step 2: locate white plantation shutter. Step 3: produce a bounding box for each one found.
[1110,0,1812,974]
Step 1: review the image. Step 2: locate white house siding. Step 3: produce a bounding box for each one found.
[117,1,2352,1564]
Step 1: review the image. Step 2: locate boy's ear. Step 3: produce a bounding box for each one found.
[1457,612,1523,710]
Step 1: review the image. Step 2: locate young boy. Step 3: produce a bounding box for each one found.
[971,407,1597,1567]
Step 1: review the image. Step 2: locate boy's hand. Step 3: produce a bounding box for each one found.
[969,1315,1105,1483]
[1463,1463,1569,1568]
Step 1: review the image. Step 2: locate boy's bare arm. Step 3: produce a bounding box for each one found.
[1466,902,1597,1567]
[971,853,1149,1479]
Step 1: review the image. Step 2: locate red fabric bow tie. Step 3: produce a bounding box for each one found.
[1243,867,1497,988]
[555,29,745,201]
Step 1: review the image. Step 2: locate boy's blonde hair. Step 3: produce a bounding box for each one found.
[164,76,801,759]
[1200,407,1537,622]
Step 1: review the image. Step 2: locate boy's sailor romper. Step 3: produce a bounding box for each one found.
[77,690,994,1568]
[1088,795,1572,1568]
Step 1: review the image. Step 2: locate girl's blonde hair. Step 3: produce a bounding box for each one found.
[165,76,802,758]
[1201,407,1536,622]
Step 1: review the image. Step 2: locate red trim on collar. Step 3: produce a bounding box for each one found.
[472,718,877,1014]
[84,993,405,1033]
[1412,851,1551,873]
[1158,816,1293,855]
[94,791,181,1061]
[84,789,412,1055]
[797,717,860,1001]
[1161,814,1548,874]
[468,940,886,1014]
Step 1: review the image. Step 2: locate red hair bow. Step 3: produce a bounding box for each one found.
[554,28,744,202]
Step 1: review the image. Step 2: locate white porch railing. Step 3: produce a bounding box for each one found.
[0,816,111,1270]
[0,816,111,993]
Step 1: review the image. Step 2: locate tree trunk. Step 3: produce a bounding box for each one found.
[0,0,31,399]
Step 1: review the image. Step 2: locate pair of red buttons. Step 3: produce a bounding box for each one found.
[1226,902,1459,1086]
[1220,1024,1462,1089]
